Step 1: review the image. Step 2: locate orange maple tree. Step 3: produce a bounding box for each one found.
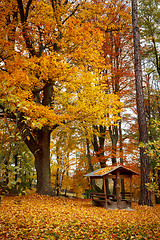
[0,0,123,195]
[83,0,138,169]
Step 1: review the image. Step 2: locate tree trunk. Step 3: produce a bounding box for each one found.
[155,170,160,204]
[109,125,118,165]
[59,148,64,196]
[54,166,59,196]
[132,0,152,206]
[86,138,103,193]
[86,138,94,172]
[23,126,53,195]
[14,154,18,190]
[92,125,106,168]
[34,127,53,195]
[119,119,123,164]
[119,119,125,197]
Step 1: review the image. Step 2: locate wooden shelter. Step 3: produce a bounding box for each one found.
[84,165,139,209]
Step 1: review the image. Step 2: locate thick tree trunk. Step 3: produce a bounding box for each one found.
[132,0,152,206]
[35,127,53,195]
[23,125,54,195]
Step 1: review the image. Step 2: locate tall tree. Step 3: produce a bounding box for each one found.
[0,0,121,195]
[131,0,152,205]
[138,0,160,203]
[139,0,160,78]
[89,0,134,167]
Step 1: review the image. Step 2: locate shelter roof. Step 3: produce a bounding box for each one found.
[84,165,139,178]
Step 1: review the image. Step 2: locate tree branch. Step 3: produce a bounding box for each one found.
[62,3,80,24]
[16,0,25,23]
[17,0,38,56]
[25,0,33,21]
[152,36,160,77]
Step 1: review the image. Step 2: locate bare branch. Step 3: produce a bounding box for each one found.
[25,0,33,21]
[16,0,25,23]
[62,3,80,25]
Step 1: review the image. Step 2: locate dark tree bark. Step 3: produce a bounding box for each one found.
[119,119,123,164]
[92,125,106,168]
[23,126,54,195]
[155,170,160,204]
[86,138,94,172]
[119,118,125,197]
[35,127,52,195]
[132,0,152,206]
[86,138,103,193]
[15,154,18,182]
[109,125,118,165]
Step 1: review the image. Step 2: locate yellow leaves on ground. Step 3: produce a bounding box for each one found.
[0,194,160,239]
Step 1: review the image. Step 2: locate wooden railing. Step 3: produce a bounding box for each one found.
[91,193,106,203]
[91,192,132,209]
[121,192,131,199]
[90,192,117,202]
[91,192,132,201]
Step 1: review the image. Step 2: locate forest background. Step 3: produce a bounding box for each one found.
[0,0,160,205]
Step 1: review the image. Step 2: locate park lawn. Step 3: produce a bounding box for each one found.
[0,194,160,240]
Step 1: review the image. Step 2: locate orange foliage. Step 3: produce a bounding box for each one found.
[0,0,123,130]
[124,162,141,200]
[0,194,160,239]
[0,0,125,195]
[94,166,116,175]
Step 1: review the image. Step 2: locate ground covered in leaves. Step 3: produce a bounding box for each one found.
[0,194,160,239]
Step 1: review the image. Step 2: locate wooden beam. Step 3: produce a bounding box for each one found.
[103,176,107,209]
[90,177,93,201]
[90,177,93,192]
[116,170,122,209]
[120,175,132,179]
[91,175,133,180]
[130,176,133,207]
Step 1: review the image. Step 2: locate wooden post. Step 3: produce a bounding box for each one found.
[116,170,122,209]
[130,176,133,208]
[90,177,93,201]
[103,176,107,209]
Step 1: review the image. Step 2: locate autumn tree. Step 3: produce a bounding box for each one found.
[50,126,79,196]
[103,0,134,166]
[139,0,160,78]
[138,0,160,132]
[0,104,34,192]
[0,0,121,195]
[132,0,152,206]
[87,0,135,169]
[138,0,160,203]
